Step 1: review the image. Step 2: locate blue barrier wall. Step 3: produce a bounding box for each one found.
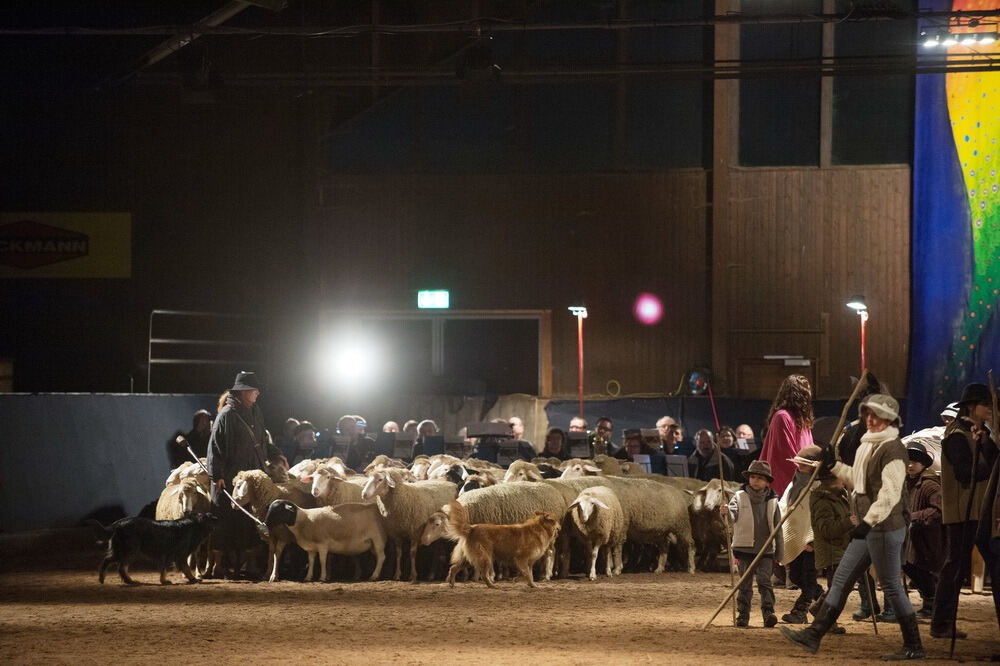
[0,393,216,532]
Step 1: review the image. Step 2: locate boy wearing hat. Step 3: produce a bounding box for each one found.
[902,442,942,620]
[930,382,998,639]
[723,459,784,628]
[808,460,852,635]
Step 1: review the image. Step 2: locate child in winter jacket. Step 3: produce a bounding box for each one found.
[808,465,853,634]
[725,460,784,628]
[903,442,942,619]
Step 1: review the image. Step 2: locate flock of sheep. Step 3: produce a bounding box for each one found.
[157,453,739,585]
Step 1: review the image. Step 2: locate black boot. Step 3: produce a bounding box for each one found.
[780,602,841,654]
[882,614,925,660]
[782,598,810,624]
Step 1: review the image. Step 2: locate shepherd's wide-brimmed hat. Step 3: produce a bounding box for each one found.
[743,460,774,482]
[957,383,990,407]
[860,394,901,427]
[230,371,261,392]
[788,444,822,467]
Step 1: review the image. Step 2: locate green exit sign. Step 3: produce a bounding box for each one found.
[417,290,450,309]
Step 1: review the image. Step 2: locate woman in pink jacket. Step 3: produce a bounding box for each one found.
[760,374,815,497]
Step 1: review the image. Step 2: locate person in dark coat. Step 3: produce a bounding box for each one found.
[206,371,285,576]
[688,429,735,482]
[167,409,212,469]
[902,442,943,619]
[930,382,998,639]
[974,437,1000,647]
[613,428,668,474]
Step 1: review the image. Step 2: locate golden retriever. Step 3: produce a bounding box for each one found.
[444,500,559,588]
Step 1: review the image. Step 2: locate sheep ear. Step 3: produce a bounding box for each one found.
[684,489,695,496]
[583,464,601,473]
[568,498,581,509]
[300,475,313,483]
[376,496,389,517]
[592,498,610,511]
[384,473,396,488]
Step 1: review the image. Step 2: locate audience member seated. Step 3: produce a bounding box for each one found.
[589,416,615,456]
[382,420,400,433]
[663,423,685,455]
[688,428,735,481]
[411,419,439,458]
[540,427,570,461]
[508,416,534,451]
[614,427,668,474]
[718,425,752,476]
[288,421,319,465]
[568,416,588,433]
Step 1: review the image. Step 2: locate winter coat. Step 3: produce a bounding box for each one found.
[809,484,853,570]
[905,470,942,571]
[206,396,281,491]
[728,486,783,561]
[940,418,998,524]
[688,447,735,482]
[760,409,813,497]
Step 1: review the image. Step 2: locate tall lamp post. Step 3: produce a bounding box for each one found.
[846,295,868,373]
[568,306,588,418]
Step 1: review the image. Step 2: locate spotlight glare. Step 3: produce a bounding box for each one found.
[316,330,383,392]
[981,33,996,45]
[633,292,664,326]
[942,35,958,46]
[961,34,978,45]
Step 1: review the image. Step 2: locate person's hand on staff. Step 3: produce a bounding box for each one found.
[215,479,225,492]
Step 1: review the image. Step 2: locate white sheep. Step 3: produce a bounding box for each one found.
[545,476,696,574]
[288,457,333,478]
[503,460,545,483]
[165,459,208,487]
[568,486,626,580]
[308,466,366,506]
[264,500,387,582]
[231,469,317,582]
[155,477,211,520]
[409,456,432,480]
[558,459,604,479]
[360,469,458,582]
[363,454,408,474]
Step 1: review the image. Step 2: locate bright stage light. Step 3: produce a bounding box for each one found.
[633,292,663,326]
[315,329,384,392]
[942,35,958,46]
[961,34,978,45]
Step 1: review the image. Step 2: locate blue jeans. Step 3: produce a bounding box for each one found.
[824,527,914,619]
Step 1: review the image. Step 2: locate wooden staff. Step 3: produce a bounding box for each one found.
[703,370,870,629]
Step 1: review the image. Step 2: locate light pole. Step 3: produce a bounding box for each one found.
[846,295,868,373]
[568,306,588,418]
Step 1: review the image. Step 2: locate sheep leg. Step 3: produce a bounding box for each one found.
[319,547,330,582]
[685,535,696,574]
[408,540,419,583]
[392,541,402,581]
[305,551,316,581]
[588,544,600,581]
[602,544,612,578]
[268,540,287,583]
[614,543,623,575]
[654,544,668,574]
[370,540,385,581]
[556,531,570,579]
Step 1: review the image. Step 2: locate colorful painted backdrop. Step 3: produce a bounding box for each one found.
[909,0,1000,427]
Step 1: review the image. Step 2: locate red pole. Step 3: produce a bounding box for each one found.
[859,310,868,373]
[706,381,722,432]
[577,314,584,418]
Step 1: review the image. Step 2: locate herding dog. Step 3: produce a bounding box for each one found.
[91,513,218,585]
[444,500,559,588]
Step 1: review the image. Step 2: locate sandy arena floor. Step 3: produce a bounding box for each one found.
[1,537,996,666]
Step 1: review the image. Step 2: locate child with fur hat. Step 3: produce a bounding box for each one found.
[723,459,784,628]
[902,442,942,620]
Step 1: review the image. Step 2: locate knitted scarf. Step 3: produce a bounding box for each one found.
[853,426,899,494]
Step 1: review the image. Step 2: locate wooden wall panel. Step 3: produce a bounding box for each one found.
[316,172,710,397]
[720,165,910,398]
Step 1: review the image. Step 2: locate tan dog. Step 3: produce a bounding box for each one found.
[444,500,559,588]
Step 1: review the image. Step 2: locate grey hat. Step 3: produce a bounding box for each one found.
[860,394,901,427]
[743,459,774,482]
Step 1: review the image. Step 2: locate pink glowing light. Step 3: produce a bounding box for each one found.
[633,293,663,325]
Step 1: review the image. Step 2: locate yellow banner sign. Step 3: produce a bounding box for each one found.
[0,212,131,278]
